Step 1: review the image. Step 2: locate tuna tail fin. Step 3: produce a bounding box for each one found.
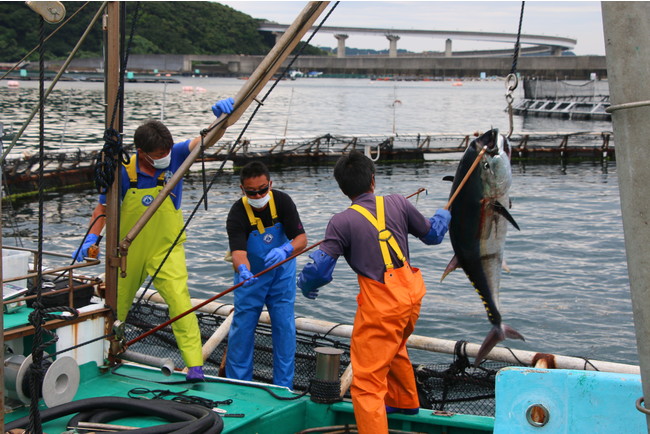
[473,323,525,367]
[441,255,460,282]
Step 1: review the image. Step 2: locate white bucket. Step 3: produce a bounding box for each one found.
[3,249,31,289]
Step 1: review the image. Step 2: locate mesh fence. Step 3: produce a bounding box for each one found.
[124,300,516,417]
[523,79,607,100]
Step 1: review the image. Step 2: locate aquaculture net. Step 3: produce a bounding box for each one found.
[523,79,608,100]
[124,301,515,417]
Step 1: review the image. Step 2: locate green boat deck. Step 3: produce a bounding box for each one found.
[4,362,494,433]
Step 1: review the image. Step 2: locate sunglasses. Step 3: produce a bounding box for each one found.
[243,184,270,197]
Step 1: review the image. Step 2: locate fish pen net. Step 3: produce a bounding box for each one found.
[124,301,517,417]
[523,79,609,100]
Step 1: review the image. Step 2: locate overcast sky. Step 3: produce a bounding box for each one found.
[218,1,605,56]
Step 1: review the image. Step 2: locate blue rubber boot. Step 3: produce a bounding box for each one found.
[386,405,419,415]
[186,366,205,382]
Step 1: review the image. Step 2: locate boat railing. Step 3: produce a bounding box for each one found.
[2,246,102,317]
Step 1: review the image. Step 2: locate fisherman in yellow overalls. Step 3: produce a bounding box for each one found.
[73,98,235,381]
[298,150,451,433]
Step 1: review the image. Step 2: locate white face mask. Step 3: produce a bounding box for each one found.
[247,194,271,209]
[150,153,171,169]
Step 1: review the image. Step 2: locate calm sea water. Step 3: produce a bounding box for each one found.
[2,77,634,366]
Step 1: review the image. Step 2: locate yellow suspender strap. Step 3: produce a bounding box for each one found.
[126,155,138,184]
[350,196,406,270]
[242,191,277,234]
[126,154,166,186]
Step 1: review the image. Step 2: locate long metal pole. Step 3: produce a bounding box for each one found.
[1,125,5,434]
[602,2,650,429]
[118,2,330,260]
[103,1,121,322]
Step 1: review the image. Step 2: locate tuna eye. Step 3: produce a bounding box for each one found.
[483,162,490,169]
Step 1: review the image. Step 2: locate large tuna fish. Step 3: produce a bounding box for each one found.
[442,128,524,366]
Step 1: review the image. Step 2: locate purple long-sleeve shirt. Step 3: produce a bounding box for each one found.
[320,192,431,283]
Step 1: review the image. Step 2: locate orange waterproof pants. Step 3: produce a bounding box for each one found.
[350,262,426,434]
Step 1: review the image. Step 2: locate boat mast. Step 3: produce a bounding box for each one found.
[103,1,121,321]
[602,2,650,429]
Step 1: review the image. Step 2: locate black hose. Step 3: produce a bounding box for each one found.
[5,397,223,434]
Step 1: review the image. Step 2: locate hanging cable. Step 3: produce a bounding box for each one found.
[24,13,81,433]
[505,1,525,138]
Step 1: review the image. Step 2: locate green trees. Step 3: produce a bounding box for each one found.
[0,1,325,62]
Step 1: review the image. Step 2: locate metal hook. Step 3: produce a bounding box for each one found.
[504,73,519,138]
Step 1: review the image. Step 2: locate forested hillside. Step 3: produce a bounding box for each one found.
[0,1,325,62]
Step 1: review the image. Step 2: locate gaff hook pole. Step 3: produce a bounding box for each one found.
[444,145,488,210]
[124,187,429,348]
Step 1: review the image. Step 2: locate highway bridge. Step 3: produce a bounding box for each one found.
[258,22,577,57]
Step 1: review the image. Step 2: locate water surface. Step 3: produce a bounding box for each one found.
[1,77,632,366]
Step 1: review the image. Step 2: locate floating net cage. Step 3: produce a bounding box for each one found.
[523,79,609,100]
[124,300,520,417]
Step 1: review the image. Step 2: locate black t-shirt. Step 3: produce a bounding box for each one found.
[226,189,305,252]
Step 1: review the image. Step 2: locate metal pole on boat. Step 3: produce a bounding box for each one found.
[103,1,122,328]
[602,2,650,429]
[118,2,331,262]
[1,122,5,433]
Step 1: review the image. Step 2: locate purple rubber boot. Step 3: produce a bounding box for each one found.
[186,366,205,382]
[386,405,419,415]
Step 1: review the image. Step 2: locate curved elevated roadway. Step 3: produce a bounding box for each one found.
[259,22,576,56]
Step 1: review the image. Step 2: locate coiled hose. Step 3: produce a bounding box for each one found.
[5,396,223,433]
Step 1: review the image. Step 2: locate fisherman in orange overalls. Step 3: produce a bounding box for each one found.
[298,150,450,433]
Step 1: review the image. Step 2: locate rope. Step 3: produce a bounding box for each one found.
[510,1,525,75]
[25,19,80,433]
[93,2,143,193]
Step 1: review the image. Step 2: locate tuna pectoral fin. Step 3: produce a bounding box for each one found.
[441,255,460,282]
[474,323,525,367]
[494,201,520,231]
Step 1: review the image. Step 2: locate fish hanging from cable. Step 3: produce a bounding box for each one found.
[441,128,524,366]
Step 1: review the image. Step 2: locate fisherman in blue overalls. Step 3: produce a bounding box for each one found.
[225,161,307,388]
[73,98,235,382]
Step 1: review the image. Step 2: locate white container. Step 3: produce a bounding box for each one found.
[3,249,31,289]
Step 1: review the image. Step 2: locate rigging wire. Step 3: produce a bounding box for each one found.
[25,15,79,433]
[0,2,92,81]
[128,1,341,315]
[1,1,109,165]
[505,1,525,138]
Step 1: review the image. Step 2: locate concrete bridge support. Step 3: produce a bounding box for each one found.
[335,34,348,58]
[386,34,400,58]
[445,38,452,57]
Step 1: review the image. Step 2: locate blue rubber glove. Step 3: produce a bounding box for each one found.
[212,97,234,118]
[72,233,99,262]
[420,209,451,245]
[298,250,337,299]
[264,242,294,268]
[236,264,258,287]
